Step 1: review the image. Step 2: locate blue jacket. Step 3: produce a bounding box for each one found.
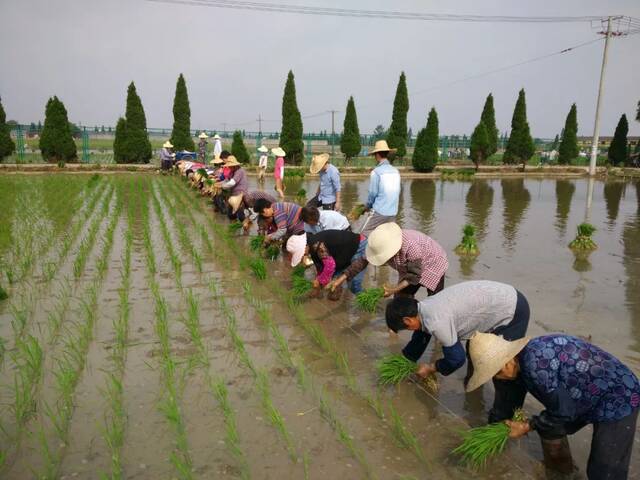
[366,160,400,216]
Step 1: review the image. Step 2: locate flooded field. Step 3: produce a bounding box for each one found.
[0,173,639,479]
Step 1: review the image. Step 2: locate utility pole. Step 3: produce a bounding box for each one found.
[221,122,227,136]
[329,109,337,157]
[257,114,262,136]
[589,16,613,176]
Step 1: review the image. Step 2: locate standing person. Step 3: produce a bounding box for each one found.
[331,222,448,298]
[198,132,208,162]
[287,229,368,300]
[271,147,286,200]
[310,153,342,211]
[301,206,350,234]
[160,141,175,171]
[212,151,232,213]
[212,134,222,159]
[385,281,530,419]
[254,199,303,245]
[360,140,401,236]
[257,145,269,183]
[216,155,248,221]
[467,333,640,479]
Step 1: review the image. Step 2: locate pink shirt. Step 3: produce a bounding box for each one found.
[274,157,284,180]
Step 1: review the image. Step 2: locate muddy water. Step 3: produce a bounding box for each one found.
[1,173,639,480]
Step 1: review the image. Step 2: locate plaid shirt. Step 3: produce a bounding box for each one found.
[244,190,276,209]
[388,230,448,291]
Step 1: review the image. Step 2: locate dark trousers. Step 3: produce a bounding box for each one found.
[401,276,445,362]
[586,409,638,479]
[320,202,336,210]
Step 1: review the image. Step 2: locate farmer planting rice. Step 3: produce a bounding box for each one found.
[160,141,175,171]
[359,140,401,236]
[254,199,304,245]
[271,147,286,200]
[309,153,342,211]
[215,155,248,221]
[301,205,350,234]
[385,280,530,422]
[286,229,368,300]
[233,190,277,233]
[212,150,232,213]
[467,332,640,479]
[330,222,448,300]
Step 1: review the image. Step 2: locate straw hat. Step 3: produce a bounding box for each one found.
[228,194,244,214]
[199,132,208,139]
[465,332,531,392]
[365,222,402,266]
[258,145,269,153]
[368,140,396,155]
[224,155,242,167]
[213,134,221,140]
[271,147,286,157]
[310,153,330,174]
[286,233,307,267]
[163,141,174,149]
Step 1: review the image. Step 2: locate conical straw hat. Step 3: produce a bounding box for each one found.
[368,140,396,155]
[309,153,330,174]
[465,332,530,392]
[163,141,174,148]
[199,132,208,139]
[224,155,241,167]
[258,145,269,153]
[228,194,244,213]
[365,222,402,266]
[271,147,286,157]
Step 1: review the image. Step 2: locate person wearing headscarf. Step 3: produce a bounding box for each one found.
[198,132,208,162]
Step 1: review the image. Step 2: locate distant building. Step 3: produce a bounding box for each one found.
[577,136,640,150]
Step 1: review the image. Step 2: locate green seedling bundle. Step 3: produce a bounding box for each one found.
[250,235,265,252]
[263,243,281,260]
[249,258,267,280]
[455,224,479,256]
[227,221,243,235]
[348,203,366,221]
[355,287,384,313]
[569,222,597,251]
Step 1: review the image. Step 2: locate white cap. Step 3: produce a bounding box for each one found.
[286,233,307,267]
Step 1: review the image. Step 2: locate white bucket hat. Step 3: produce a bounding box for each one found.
[271,147,286,157]
[286,233,307,267]
[213,134,221,140]
[199,132,208,139]
[369,140,396,155]
[465,332,531,392]
[309,153,330,175]
[365,222,402,266]
[163,141,174,148]
[258,145,269,153]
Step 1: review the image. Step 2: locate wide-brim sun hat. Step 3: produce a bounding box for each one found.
[210,155,224,165]
[365,222,402,266]
[271,147,286,157]
[368,140,396,155]
[224,155,242,167]
[465,332,531,392]
[163,141,174,148]
[286,233,307,267]
[310,153,330,174]
[199,132,208,139]
[258,145,269,153]
[213,134,221,140]
[228,194,244,214]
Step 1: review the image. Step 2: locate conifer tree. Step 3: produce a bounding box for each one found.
[231,130,250,163]
[470,120,490,170]
[558,103,579,165]
[551,134,560,151]
[0,97,15,161]
[387,72,409,157]
[503,89,535,170]
[412,107,438,172]
[113,117,127,163]
[340,96,361,160]
[170,73,195,151]
[279,70,304,164]
[122,82,152,163]
[40,96,76,163]
[608,113,629,166]
[480,93,499,157]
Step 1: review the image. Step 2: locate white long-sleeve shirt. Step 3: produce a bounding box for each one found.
[258,154,268,168]
[213,139,222,157]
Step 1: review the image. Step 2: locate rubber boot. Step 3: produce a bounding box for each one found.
[540,436,574,476]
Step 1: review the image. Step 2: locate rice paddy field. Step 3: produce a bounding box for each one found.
[0,173,639,479]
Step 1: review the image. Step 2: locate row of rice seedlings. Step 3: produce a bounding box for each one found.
[387,404,429,467]
[10,335,44,427]
[183,290,208,367]
[34,187,123,478]
[138,179,157,276]
[149,184,182,282]
[44,278,73,344]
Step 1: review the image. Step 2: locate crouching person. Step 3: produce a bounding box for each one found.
[301,205,350,234]
[385,280,530,421]
[466,332,640,479]
[254,199,304,246]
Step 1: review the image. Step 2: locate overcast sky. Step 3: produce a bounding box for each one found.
[1,0,639,138]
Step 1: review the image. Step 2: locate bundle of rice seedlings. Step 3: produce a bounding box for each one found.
[291,264,306,279]
[355,287,384,313]
[227,221,243,235]
[291,275,313,300]
[348,203,367,221]
[452,409,527,469]
[0,285,7,301]
[249,258,267,280]
[249,235,265,252]
[196,168,209,179]
[454,224,479,256]
[569,223,597,251]
[296,188,307,203]
[264,243,280,261]
[377,354,417,386]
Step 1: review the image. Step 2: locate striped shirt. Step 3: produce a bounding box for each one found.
[269,202,304,241]
[388,229,448,291]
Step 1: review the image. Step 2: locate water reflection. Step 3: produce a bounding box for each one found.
[603,181,625,227]
[501,179,531,251]
[623,181,640,354]
[465,180,494,241]
[554,180,575,238]
[409,179,436,233]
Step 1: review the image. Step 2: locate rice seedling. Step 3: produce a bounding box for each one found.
[454,224,479,256]
[355,287,385,313]
[150,185,182,280]
[388,403,428,466]
[291,264,306,279]
[377,354,416,386]
[452,409,527,469]
[291,275,313,301]
[227,221,243,235]
[569,222,597,251]
[0,285,8,301]
[249,235,265,252]
[348,203,367,221]
[249,258,267,280]
[263,243,281,260]
[184,290,207,365]
[256,370,297,460]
